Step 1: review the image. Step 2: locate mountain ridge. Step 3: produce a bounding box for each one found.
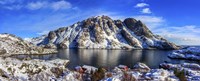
[0,33,57,56]
[29,15,179,50]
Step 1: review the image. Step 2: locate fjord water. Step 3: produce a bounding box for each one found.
[13,49,199,69]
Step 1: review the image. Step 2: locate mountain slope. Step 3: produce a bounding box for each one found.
[0,33,57,56]
[30,15,179,49]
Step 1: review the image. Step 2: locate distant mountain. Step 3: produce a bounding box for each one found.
[29,15,179,50]
[0,33,56,55]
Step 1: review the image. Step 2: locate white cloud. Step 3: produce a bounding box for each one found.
[26,1,72,10]
[134,15,164,23]
[0,0,23,10]
[26,1,47,10]
[135,3,149,8]
[141,8,151,14]
[162,34,200,45]
[36,30,49,35]
[134,3,152,14]
[4,5,23,10]
[1,0,72,10]
[51,0,72,10]
[0,0,18,4]
[155,25,200,35]
[155,25,200,45]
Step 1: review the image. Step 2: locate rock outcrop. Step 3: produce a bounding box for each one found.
[160,63,200,81]
[0,33,57,56]
[168,46,200,60]
[29,15,179,50]
[0,57,73,81]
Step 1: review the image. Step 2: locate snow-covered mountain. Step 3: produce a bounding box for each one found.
[0,33,57,55]
[30,15,179,50]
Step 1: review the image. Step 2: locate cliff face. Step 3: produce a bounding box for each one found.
[0,33,57,55]
[30,15,179,50]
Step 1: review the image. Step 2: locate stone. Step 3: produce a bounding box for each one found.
[133,63,150,73]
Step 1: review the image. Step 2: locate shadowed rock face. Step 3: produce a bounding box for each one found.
[30,15,179,50]
[124,18,153,38]
[48,31,56,40]
[115,20,123,29]
[121,29,141,48]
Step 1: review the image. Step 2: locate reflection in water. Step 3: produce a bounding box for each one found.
[12,49,199,69]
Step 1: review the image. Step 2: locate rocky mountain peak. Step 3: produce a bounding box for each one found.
[31,15,179,50]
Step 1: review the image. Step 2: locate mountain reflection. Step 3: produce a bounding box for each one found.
[56,49,172,69]
[13,49,198,69]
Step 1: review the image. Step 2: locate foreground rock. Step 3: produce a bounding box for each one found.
[133,62,150,73]
[0,58,181,81]
[160,63,200,81]
[168,46,200,61]
[29,15,179,50]
[74,63,178,81]
[0,57,82,81]
[0,33,57,56]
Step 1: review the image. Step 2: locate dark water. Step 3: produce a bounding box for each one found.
[12,49,199,69]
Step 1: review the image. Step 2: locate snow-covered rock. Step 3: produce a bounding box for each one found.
[160,63,200,81]
[25,35,47,46]
[0,57,83,81]
[82,65,97,74]
[118,65,129,71]
[168,46,200,60]
[31,15,179,50]
[144,69,178,81]
[0,33,57,56]
[0,58,181,81]
[101,63,178,81]
[133,62,150,73]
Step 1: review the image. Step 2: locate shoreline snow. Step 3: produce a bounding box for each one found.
[168,46,200,61]
[1,56,199,81]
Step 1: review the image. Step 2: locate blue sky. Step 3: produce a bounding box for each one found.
[0,0,200,45]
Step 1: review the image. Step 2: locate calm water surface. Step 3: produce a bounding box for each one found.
[13,49,199,69]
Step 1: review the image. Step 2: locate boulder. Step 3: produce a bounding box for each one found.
[133,63,150,73]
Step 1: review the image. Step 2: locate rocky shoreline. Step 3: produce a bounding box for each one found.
[0,57,70,81]
[0,56,199,81]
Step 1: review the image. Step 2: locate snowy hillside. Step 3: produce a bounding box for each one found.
[0,33,57,56]
[30,15,179,50]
